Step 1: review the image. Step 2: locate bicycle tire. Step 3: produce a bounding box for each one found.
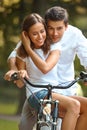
[52,125,57,130]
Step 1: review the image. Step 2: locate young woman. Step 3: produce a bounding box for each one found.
[5,13,80,130]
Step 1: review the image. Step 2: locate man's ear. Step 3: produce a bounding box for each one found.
[65,23,68,30]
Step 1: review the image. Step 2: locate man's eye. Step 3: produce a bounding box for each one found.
[33,33,37,35]
[57,27,63,30]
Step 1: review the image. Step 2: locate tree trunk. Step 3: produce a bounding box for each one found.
[16,0,26,114]
[32,0,49,16]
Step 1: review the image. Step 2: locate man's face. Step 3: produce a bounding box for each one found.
[47,20,68,43]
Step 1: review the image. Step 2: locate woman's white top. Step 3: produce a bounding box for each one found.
[25,44,61,98]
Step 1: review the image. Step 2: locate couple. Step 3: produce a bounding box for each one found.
[4,6,87,130]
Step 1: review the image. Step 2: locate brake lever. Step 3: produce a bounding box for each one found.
[80,71,87,82]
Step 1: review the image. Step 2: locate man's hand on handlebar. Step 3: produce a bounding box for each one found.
[79,71,87,86]
[83,81,87,86]
[4,70,17,81]
[4,70,29,88]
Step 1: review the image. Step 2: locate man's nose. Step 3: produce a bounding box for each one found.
[53,30,58,35]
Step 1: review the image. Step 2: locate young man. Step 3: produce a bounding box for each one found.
[4,6,87,130]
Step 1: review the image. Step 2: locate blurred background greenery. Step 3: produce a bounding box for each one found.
[0,0,87,129]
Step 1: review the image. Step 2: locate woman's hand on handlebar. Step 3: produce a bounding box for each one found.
[18,70,29,79]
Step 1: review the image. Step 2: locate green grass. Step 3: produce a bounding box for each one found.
[0,86,19,130]
[0,82,20,115]
[0,119,19,130]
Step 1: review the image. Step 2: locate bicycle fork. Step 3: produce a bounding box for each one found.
[52,100,59,130]
[36,99,59,130]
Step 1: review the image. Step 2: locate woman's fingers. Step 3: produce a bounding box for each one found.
[18,70,29,79]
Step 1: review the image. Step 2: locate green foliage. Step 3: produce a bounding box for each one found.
[74,56,87,97]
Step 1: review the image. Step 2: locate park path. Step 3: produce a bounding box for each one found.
[0,114,36,130]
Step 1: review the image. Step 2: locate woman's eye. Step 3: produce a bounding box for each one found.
[33,33,37,36]
[40,29,45,33]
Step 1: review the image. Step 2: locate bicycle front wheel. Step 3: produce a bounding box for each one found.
[36,122,51,130]
[52,125,57,130]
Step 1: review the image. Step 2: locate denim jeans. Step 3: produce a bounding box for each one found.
[28,89,48,111]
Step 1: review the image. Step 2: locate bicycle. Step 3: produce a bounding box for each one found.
[11,71,87,130]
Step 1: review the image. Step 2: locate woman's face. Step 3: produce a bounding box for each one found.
[28,23,46,48]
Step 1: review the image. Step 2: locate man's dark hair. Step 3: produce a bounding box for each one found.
[45,6,69,25]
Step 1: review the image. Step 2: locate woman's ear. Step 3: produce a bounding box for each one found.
[23,31,28,36]
[24,31,30,39]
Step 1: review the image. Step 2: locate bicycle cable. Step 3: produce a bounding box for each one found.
[11,72,52,119]
[24,82,52,120]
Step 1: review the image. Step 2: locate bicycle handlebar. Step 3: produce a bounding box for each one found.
[11,71,87,90]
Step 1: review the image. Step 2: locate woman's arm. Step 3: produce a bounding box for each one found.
[21,31,60,74]
[16,57,26,70]
[26,49,60,74]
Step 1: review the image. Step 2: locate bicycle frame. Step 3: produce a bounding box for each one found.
[11,71,87,130]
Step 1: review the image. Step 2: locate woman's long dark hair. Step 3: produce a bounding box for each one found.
[18,13,51,58]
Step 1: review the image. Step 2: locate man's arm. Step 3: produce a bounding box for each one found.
[4,48,18,81]
[8,57,17,70]
[4,41,25,88]
[7,41,22,70]
[4,56,25,88]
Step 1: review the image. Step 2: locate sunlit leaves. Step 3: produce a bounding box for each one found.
[3,0,20,7]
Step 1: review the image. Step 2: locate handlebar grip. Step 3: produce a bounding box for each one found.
[80,71,87,81]
[11,72,19,81]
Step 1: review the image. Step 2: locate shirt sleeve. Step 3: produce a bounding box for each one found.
[75,30,87,67]
[8,41,22,59]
